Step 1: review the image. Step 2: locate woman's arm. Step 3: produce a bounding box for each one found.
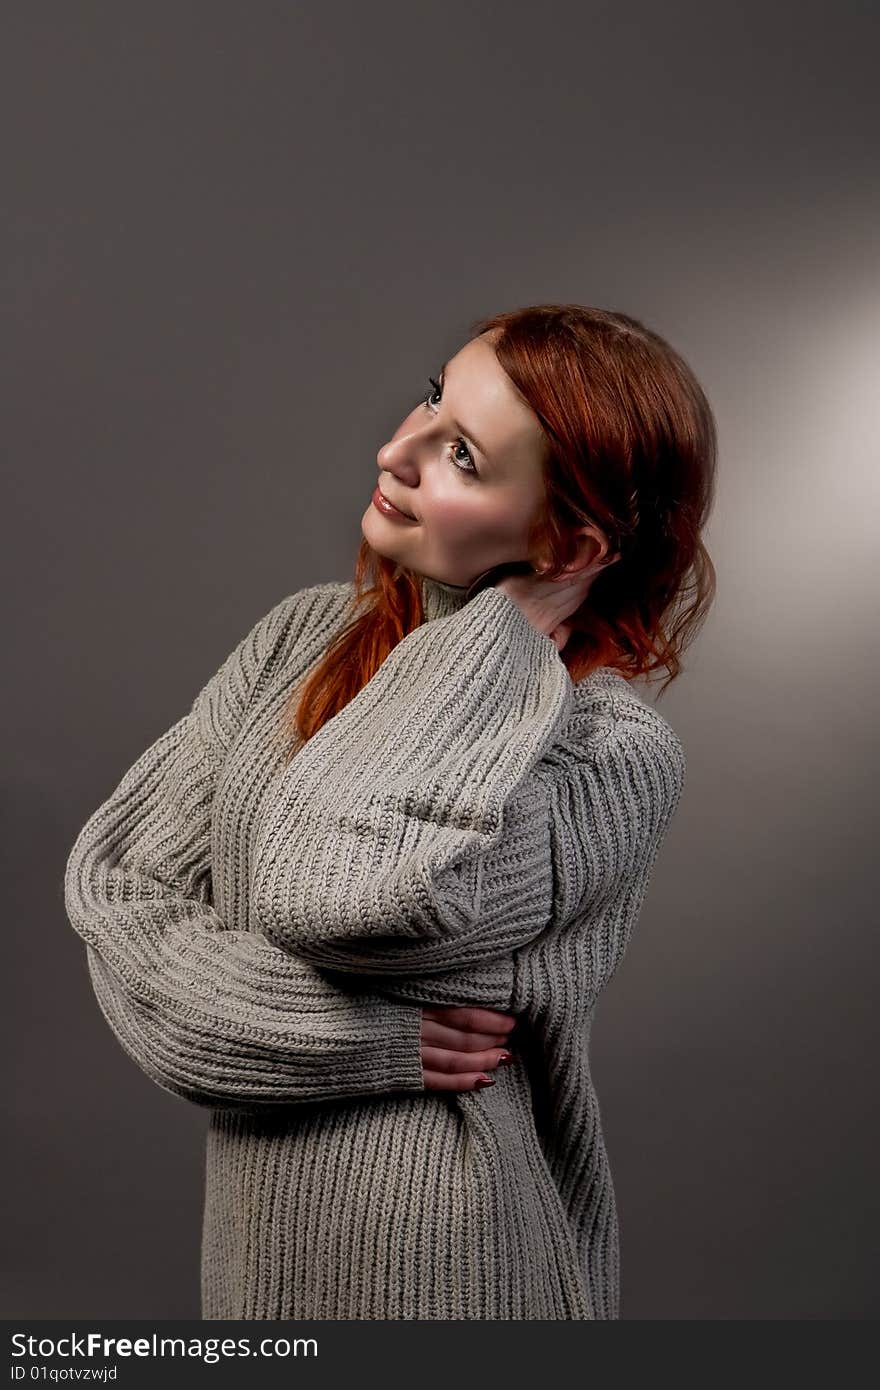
[538,701,687,1003]
[63,588,428,1111]
[252,585,686,978]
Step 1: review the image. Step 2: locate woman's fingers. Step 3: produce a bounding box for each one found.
[422,1069,507,1092]
[420,1043,512,1075]
[419,1004,519,1092]
[422,1005,517,1029]
[421,1004,517,1041]
[421,1019,512,1052]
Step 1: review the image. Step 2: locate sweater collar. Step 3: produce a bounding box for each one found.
[419,574,472,623]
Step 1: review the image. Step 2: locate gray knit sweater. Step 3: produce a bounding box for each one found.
[63,575,686,1320]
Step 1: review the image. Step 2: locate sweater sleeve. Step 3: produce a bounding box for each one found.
[62,589,427,1111]
[252,585,581,976]
[537,702,687,1003]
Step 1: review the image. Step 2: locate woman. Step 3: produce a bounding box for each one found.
[64,303,716,1321]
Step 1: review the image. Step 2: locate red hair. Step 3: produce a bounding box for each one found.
[280,303,717,764]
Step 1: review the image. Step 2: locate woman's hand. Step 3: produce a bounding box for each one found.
[420,1004,518,1091]
[496,562,608,653]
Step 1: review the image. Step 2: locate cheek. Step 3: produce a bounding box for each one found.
[427,485,517,538]
[440,495,534,553]
[424,493,535,573]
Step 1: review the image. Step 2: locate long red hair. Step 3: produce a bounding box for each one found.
[280,303,717,765]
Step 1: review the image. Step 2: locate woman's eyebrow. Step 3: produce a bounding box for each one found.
[439,360,491,462]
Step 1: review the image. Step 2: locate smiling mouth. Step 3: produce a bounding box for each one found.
[377,485,417,520]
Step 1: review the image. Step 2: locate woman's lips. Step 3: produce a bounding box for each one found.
[372,484,418,522]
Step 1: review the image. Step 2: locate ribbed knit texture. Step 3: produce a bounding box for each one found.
[63,575,686,1320]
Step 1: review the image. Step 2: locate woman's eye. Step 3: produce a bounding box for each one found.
[421,376,477,475]
[449,439,476,473]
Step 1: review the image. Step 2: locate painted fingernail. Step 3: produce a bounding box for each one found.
[474,1075,495,1089]
[497,1051,513,1065]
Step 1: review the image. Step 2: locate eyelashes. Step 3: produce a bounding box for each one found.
[419,376,477,475]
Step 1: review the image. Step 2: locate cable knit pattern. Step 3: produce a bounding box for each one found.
[63,575,686,1321]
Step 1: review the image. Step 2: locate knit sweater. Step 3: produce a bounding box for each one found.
[63,575,686,1321]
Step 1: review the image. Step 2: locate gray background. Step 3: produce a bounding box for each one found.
[3,1,877,1320]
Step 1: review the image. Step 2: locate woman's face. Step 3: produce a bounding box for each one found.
[361,332,552,588]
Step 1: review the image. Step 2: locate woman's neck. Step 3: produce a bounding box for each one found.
[420,574,471,624]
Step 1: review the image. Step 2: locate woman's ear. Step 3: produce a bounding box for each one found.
[535,525,621,582]
[579,523,620,568]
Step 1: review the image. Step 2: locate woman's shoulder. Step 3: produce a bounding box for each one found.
[191,582,356,735]
[223,581,356,698]
[267,580,355,640]
[252,578,352,646]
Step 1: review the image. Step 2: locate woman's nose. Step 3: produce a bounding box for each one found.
[377,441,421,480]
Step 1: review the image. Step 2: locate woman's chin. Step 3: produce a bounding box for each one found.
[361,506,409,559]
